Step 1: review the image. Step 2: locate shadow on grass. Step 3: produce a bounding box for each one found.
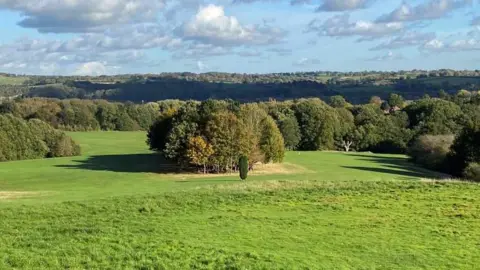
[57,153,181,173]
[342,153,446,179]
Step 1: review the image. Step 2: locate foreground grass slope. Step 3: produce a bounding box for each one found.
[1,132,479,269]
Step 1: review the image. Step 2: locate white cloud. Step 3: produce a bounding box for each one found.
[376,0,472,23]
[0,0,165,33]
[307,14,404,41]
[1,62,27,69]
[421,37,480,52]
[422,39,445,50]
[196,61,208,71]
[234,0,373,11]
[366,51,405,61]
[179,4,286,46]
[74,61,110,76]
[371,32,437,50]
[294,57,322,66]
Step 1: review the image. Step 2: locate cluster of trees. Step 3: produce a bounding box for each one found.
[148,100,285,173]
[406,90,480,181]
[0,98,162,131]
[146,90,479,180]
[0,114,80,162]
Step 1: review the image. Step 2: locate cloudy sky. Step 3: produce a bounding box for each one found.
[0,0,479,75]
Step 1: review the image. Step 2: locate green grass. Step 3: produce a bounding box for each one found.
[0,75,28,85]
[1,132,479,269]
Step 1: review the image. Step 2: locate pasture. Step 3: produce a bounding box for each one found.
[0,75,28,85]
[1,132,479,269]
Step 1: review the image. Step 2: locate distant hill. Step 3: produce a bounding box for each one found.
[1,70,480,104]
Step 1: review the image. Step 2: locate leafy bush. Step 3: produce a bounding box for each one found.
[464,163,480,182]
[447,124,480,176]
[408,135,455,171]
[0,115,80,162]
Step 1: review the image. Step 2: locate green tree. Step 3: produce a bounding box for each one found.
[329,95,348,108]
[408,135,454,171]
[206,112,245,172]
[278,116,301,150]
[388,93,405,108]
[404,98,464,135]
[369,96,382,106]
[186,136,214,174]
[447,124,480,177]
[293,99,338,150]
[239,155,248,180]
[260,117,285,163]
[380,101,391,112]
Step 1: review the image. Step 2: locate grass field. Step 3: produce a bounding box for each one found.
[1,132,479,269]
[0,75,28,85]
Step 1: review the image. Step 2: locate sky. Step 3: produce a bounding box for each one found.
[0,0,479,75]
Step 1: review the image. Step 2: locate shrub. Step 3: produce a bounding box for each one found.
[0,115,80,162]
[239,156,248,180]
[464,163,480,182]
[28,119,81,158]
[408,135,455,171]
[49,134,81,157]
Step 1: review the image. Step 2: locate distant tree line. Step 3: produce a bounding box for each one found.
[0,98,163,131]
[3,70,480,104]
[0,114,80,162]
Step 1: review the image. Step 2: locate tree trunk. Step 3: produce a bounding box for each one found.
[342,140,353,152]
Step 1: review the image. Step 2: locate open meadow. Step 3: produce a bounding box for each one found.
[1,132,479,269]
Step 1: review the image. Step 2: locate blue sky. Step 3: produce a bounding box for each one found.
[0,0,478,75]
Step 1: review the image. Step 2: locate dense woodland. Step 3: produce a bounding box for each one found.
[2,70,480,104]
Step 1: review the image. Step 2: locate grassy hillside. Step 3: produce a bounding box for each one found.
[0,75,28,85]
[1,132,479,268]
[0,131,445,205]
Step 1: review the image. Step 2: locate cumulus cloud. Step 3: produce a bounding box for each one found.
[178,5,286,46]
[196,60,208,71]
[0,0,165,33]
[0,23,181,64]
[371,31,437,50]
[294,57,322,66]
[421,37,480,52]
[234,0,372,11]
[307,14,404,41]
[366,51,405,61]
[73,61,119,76]
[422,39,446,51]
[376,0,472,23]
